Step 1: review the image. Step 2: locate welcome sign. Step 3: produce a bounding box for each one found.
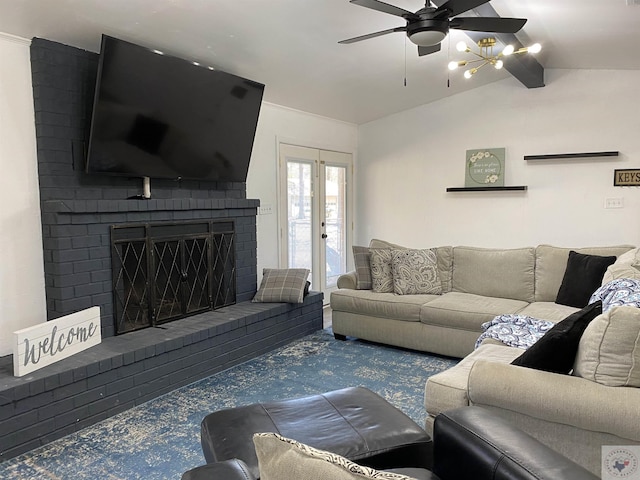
[13,307,101,377]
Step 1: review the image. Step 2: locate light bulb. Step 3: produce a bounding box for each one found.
[464,68,476,79]
[528,43,541,54]
[494,60,503,69]
[502,45,514,56]
[448,61,459,70]
[456,41,468,52]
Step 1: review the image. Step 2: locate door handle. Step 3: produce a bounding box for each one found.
[321,234,327,239]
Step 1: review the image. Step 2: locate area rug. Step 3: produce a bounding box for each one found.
[0,329,458,479]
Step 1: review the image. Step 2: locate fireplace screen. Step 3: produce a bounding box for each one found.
[111,221,235,334]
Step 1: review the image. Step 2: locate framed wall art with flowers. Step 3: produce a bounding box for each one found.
[465,148,505,187]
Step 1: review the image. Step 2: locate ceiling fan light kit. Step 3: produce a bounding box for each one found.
[448,37,541,78]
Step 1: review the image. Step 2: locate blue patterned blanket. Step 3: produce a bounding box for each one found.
[476,278,640,350]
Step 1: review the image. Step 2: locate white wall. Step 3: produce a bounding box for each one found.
[0,33,46,357]
[356,69,640,249]
[247,103,358,278]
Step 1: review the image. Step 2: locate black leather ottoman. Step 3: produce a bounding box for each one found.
[200,386,433,478]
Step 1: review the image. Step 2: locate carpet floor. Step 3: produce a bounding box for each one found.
[0,329,458,479]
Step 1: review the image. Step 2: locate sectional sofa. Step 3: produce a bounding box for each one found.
[331,240,640,475]
[330,239,632,358]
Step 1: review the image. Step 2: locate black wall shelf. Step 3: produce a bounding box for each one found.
[524,151,619,160]
[446,186,528,192]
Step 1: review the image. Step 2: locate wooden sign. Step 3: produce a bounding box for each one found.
[13,307,101,377]
[465,148,505,187]
[614,169,640,186]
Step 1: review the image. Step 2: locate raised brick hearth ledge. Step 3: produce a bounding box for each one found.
[0,293,323,460]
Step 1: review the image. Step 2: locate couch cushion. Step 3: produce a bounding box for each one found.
[534,245,634,302]
[451,247,535,302]
[574,306,640,387]
[391,249,441,295]
[555,252,616,308]
[424,344,522,418]
[252,268,310,304]
[420,292,528,330]
[254,433,418,480]
[369,239,453,294]
[352,246,372,290]
[516,302,579,322]
[602,247,640,284]
[370,248,395,293]
[331,289,438,322]
[510,301,603,374]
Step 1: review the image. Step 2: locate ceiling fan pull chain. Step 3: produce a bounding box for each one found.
[404,35,407,86]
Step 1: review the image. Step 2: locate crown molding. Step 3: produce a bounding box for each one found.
[0,32,31,47]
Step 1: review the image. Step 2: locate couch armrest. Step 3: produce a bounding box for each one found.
[468,360,640,441]
[433,407,598,480]
[181,459,256,480]
[337,271,358,290]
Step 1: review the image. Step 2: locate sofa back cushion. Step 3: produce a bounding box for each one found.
[452,246,535,302]
[573,306,640,387]
[534,245,634,302]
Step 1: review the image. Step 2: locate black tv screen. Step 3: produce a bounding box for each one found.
[86,35,264,182]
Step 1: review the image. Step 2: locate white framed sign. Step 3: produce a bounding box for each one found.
[13,306,102,377]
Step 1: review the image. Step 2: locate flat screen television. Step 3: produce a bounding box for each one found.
[86,35,265,182]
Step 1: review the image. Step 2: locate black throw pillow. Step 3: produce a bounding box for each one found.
[511,301,602,374]
[555,251,616,308]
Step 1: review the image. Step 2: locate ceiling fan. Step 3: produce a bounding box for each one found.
[339,0,527,57]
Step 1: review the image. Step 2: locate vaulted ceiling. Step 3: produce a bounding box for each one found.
[1,0,640,124]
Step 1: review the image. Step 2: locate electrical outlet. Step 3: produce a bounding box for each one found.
[604,197,624,209]
[258,205,274,215]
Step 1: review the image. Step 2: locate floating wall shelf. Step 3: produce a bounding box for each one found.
[446,186,528,192]
[524,151,619,160]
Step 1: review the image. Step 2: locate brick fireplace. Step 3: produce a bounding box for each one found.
[0,38,322,460]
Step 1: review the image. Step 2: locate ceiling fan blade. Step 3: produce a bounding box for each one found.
[418,44,442,57]
[339,26,407,44]
[435,0,490,17]
[450,17,527,34]
[349,0,419,20]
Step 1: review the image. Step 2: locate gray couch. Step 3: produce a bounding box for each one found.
[331,239,640,476]
[330,240,632,358]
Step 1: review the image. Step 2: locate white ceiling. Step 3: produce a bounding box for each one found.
[1,0,640,124]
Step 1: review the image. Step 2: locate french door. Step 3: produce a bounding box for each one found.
[278,143,352,298]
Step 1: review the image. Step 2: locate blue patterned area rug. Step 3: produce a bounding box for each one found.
[0,329,458,479]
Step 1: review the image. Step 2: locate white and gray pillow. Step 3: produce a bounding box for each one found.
[252,268,310,304]
[391,248,441,295]
[369,248,394,293]
[253,432,416,480]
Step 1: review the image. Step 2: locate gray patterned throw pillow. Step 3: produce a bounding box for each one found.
[352,246,372,290]
[252,268,310,304]
[369,248,394,293]
[391,248,441,295]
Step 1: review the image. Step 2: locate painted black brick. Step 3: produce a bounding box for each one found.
[0,294,323,461]
[30,38,261,337]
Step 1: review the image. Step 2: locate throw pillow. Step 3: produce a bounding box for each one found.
[253,433,416,480]
[252,268,310,304]
[511,301,603,374]
[352,246,372,290]
[369,248,394,293]
[574,306,640,387]
[391,248,441,295]
[555,251,616,308]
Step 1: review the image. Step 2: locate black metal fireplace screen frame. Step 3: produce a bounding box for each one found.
[111,220,236,335]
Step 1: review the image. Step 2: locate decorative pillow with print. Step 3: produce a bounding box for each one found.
[253,432,417,480]
[391,248,441,295]
[369,248,394,293]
